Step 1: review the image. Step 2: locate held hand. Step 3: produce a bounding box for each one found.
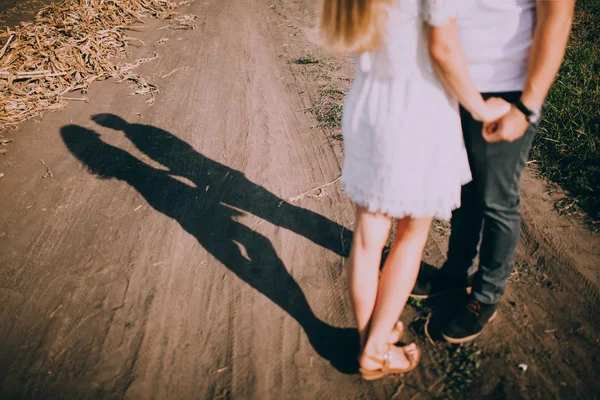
[482,105,530,143]
[480,97,512,123]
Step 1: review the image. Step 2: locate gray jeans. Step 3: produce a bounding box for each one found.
[442,91,539,305]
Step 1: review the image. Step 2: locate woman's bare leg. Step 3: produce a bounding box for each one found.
[347,205,393,350]
[360,216,433,370]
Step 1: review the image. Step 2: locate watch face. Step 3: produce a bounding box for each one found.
[529,112,541,124]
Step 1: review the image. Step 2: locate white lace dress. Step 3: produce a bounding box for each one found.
[341,0,471,220]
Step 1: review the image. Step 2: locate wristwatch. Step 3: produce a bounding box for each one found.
[515,99,542,124]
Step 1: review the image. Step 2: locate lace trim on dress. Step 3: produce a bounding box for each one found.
[342,173,471,221]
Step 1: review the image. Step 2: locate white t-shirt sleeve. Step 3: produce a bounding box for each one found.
[423,0,458,27]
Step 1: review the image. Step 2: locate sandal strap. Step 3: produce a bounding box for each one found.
[382,351,391,372]
[364,344,393,371]
[364,353,384,365]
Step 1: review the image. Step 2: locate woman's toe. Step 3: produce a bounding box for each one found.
[388,321,404,343]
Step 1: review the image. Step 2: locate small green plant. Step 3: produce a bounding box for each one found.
[315,103,343,128]
[442,343,483,398]
[292,55,319,65]
[408,297,427,310]
[311,85,346,128]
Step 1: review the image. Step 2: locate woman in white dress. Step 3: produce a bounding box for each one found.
[319,0,511,379]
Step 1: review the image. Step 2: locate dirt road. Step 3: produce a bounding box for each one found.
[0,0,52,26]
[1,0,599,399]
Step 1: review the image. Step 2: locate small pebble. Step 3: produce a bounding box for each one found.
[518,363,528,372]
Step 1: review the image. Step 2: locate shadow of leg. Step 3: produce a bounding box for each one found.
[200,217,359,373]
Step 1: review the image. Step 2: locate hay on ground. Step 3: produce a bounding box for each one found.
[0,0,194,133]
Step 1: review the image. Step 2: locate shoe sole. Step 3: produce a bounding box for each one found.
[410,286,472,300]
[441,310,498,344]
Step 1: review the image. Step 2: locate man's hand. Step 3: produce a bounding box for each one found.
[482,105,529,143]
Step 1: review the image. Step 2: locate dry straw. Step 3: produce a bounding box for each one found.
[0,0,197,133]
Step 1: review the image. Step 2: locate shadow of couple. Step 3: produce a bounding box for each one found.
[60,114,358,373]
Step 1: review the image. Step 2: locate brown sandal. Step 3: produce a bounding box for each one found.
[359,343,421,381]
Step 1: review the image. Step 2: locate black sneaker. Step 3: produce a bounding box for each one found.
[410,267,472,299]
[442,298,498,344]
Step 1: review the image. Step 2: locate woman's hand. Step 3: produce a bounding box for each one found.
[477,97,511,123]
[428,23,511,124]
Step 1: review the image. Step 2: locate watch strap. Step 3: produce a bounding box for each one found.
[515,99,534,118]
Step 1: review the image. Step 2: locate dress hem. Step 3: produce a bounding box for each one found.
[342,176,472,221]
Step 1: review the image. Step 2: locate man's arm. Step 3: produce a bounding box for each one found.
[522,0,576,109]
[483,0,576,143]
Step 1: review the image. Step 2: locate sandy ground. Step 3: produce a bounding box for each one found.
[0,0,53,26]
[0,0,599,399]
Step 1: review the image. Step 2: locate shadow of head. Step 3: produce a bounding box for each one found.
[90,113,196,176]
[60,124,139,179]
[92,113,128,131]
[61,124,103,161]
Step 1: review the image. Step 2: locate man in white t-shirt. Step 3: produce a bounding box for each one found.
[411,0,576,343]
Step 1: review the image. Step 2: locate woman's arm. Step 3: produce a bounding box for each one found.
[428,21,509,122]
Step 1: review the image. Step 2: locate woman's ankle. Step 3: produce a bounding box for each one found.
[359,345,386,370]
[361,337,388,359]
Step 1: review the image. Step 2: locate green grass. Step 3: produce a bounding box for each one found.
[532,0,600,225]
[441,343,484,397]
[312,85,345,128]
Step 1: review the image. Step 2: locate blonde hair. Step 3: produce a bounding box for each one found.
[318,0,391,54]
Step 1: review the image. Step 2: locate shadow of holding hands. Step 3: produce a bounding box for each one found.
[60,114,358,373]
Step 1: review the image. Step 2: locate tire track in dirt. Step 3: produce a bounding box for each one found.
[520,170,600,305]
